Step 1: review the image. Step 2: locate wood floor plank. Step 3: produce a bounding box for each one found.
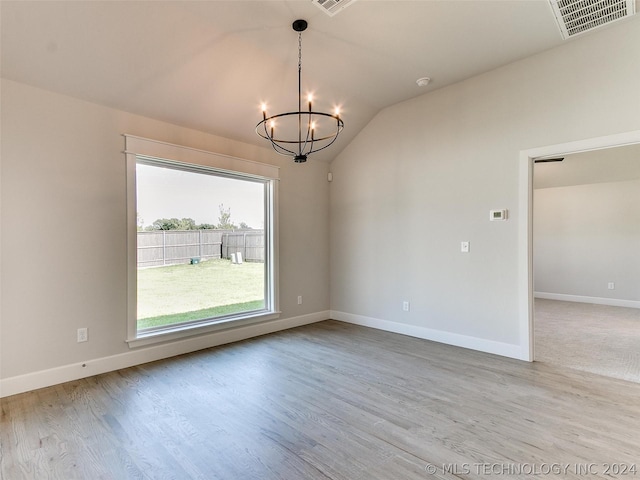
[2,320,640,479]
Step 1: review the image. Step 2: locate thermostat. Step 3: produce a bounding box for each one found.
[490,209,508,221]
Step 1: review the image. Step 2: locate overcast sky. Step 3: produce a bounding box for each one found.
[136,163,265,229]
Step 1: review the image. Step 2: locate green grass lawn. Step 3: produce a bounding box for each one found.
[137,258,264,329]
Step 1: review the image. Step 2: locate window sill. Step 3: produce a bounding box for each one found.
[127,311,281,348]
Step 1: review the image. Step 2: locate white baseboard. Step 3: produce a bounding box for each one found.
[534,292,640,309]
[0,311,329,398]
[330,311,528,361]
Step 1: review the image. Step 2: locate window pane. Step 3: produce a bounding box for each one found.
[135,161,267,332]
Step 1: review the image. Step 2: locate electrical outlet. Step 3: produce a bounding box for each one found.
[608,282,615,290]
[461,241,470,253]
[402,301,410,312]
[77,327,88,343]
[297,295,303,305]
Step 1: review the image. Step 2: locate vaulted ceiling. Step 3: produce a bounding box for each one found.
[1,1,633,162]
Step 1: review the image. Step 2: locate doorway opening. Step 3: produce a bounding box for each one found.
[518,130,640,368]
[532,144,640,381]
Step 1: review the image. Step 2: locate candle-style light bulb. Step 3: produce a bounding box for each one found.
[311,121,316,140]
[269,120,275,138]
[307,94,313,111]
[334,107,341,122]
[261,103,267,120]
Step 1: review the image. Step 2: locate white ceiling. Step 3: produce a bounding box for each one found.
[0,0,632,162]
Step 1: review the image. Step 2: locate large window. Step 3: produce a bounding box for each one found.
[125,136,279,346]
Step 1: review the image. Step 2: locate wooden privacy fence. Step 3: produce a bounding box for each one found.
[137,230,264,267]
[221,232,265,263]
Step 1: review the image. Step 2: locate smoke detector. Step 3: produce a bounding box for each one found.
[548,0,636,39]
[312,0,358,17]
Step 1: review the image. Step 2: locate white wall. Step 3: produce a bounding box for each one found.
[534,179,640,303]
[0,79,330,395]
[329,19,640,358]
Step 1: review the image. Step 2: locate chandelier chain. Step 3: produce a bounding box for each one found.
[298,32,302,74]
[298,32,302,148]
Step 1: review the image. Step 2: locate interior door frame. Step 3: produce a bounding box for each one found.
[518,130,640,362]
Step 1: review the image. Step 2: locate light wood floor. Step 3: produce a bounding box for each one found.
[2,320,639,479]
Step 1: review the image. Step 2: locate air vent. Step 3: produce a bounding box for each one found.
[312,0,358,17]
[549,0,635,39]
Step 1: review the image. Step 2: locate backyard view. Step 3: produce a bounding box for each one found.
[136,160,268,332]
[137,259,264,329]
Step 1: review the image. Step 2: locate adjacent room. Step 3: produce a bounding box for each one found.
[533,144,640,381]
[2,1,640,478]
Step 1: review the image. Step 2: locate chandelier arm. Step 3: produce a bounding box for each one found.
[256,115,342,157]
[304,120,344,155]
[300,112,313,155]
[259,120,297,156]
[269,140,296,156]
[268,140,298,157]
[269,141,297,157]
[256,112,343,142]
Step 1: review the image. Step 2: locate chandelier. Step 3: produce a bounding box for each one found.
[256,19,344,163]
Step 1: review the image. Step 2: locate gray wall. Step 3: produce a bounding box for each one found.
[534,179,640,302]
[329,19,640,351]
[1,79,330,382]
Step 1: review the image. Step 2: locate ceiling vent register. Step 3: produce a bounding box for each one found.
[549,0,636,39]
[312,0,358,17]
